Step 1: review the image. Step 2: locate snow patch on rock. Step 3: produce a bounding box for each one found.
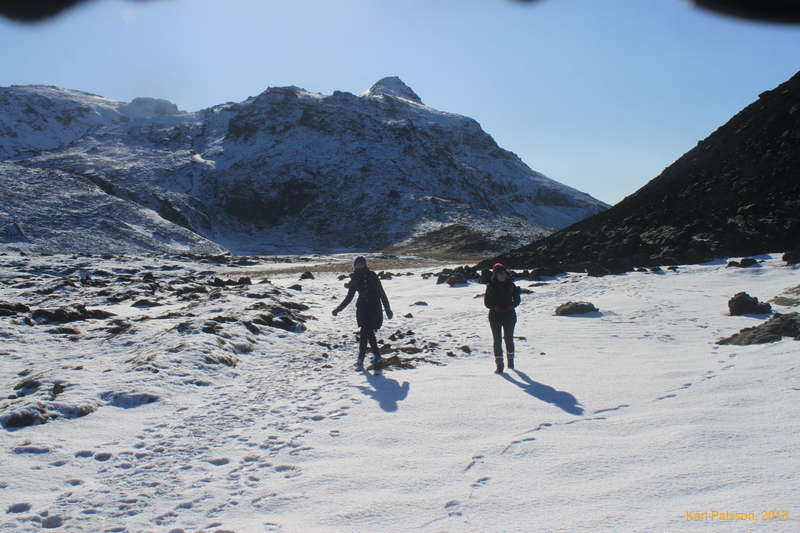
[363,76,423,103]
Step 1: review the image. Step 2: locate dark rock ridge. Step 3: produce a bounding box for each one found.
[482,71,800,273]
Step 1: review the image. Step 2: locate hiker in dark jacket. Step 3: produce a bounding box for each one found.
[332,256,393,370]
[484,262,521,373]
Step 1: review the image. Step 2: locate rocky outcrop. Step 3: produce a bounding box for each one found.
[31,304,115,323]
[717,312,800,345]
[728,292,772,316]
[483,71,800,273]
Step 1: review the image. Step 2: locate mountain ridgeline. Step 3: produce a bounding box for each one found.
[0,77,606,256]
[483,70,800,273]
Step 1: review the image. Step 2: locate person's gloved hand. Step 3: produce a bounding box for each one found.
[332,308,339,317]
[386,309,393,319]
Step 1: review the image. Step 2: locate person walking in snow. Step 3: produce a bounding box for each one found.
[332,256,393,370]
[484,263,521,374]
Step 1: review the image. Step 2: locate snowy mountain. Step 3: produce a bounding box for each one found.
[486,70,800,273]
[0,78,606,255]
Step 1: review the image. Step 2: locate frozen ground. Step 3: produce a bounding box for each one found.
[0,252,798,532]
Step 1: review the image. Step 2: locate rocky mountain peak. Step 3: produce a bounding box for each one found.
[363,76,423,104]
[119,97,181,119]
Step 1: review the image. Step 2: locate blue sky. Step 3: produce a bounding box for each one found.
[1,0,798,204]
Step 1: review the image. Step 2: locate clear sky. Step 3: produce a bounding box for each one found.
[1,0,798,204]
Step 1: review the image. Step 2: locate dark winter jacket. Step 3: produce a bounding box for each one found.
[336,269,392,330]
[484,277,521,313]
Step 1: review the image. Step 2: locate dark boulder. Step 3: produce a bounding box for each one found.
[555,301,599,316]
[728,292,772,316]
[300,271,315,280]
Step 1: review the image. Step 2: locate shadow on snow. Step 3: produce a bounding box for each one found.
[357,372,410,412]
[501,369,584,415]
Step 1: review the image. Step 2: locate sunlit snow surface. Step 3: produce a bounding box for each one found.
[0,252,798,532]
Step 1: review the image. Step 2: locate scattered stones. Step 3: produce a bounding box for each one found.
[209,277,251,288]
[728,292,772,316]
[368,355,444,370]
[436,266,478,286]
[555,301,599,316]
[718,312,800,345]
[458,345,472,354]
[403,313,413,318]
[727,258,759,268]
[32,304,115,323]
[411,301,428,306]
[288,284,302,291]
[300,271,315,280]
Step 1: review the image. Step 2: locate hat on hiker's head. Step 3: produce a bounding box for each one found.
[492,263,506,274]
[354,256,367,268]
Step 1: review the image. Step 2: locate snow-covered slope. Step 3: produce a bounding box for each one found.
[1,251,797,531]
[0,79,607,255]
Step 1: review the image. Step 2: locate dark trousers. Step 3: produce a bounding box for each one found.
[489,310,516,358]
[358,327,380,359]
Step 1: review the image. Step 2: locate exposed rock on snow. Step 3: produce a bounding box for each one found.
[31,303,115,323]
[717,312,800,345]
[727,292,772,316]
[99,390,159,408]
[0,300,29,316]
[726,257,759,268]
[555,301,599,316]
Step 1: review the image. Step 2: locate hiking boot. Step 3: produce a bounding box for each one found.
[507,353,515,370]
[355,358,365,371]
[371,355,382,368]
[494,357,504,374]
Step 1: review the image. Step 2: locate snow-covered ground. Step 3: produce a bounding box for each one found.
[1,252,798,532]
